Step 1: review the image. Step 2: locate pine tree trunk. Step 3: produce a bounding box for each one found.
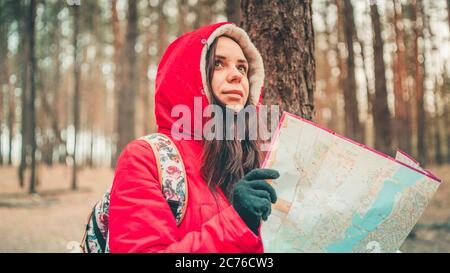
[140,19,153,136]
[335,0,346,134]
[28,0,37,194]
[342,1,372,145]
[357,36,371,145]
[111,0,124,167]
[0,89,2,165]
[444,97,450,163]
[116,0,138,164]
[0,9,6,166]
[226,0,241,25]
[447,0,450,31]
[19,3,30,187]
[195,0,216,29]
[39,72,57,166]
[412,0,427,165]
[370,2,393,155]
[392,0,412,154]
[72,5,80,191]
[342,0,362,142]
[51,4,64,165]
[151,0,168,136]
[157,0,168,61]
[241,0,315,120]
[177,0,188,36]
[433,80,443,165]
[8,81,14,165]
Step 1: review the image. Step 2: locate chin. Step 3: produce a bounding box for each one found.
[225,104,245,112]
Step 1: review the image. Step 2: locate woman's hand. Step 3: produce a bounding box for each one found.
[232,168,280,235]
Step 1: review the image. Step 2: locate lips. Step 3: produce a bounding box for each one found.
[222,89,244,98]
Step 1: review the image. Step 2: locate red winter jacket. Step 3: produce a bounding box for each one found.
[108,22,266,253]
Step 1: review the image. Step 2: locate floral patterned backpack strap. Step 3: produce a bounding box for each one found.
[139,133,188,226]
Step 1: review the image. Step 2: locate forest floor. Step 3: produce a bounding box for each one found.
[0,164,449,253]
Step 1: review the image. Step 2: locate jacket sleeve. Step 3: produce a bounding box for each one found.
[108,139,263,253]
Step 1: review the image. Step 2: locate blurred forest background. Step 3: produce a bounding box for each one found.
[0,0,449,252]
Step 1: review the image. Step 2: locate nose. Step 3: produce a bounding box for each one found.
[226,66,243,83]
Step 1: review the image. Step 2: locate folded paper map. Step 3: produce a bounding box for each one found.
[261,112,442,253]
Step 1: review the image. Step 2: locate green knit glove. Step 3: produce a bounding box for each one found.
[232,168,279,235]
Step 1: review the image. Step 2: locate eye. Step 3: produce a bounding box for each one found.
[238,65,247,74]
[214,60,223,68]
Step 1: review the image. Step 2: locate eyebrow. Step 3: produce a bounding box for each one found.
[215,55,248,64]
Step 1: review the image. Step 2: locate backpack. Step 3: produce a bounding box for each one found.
[80,133,188,253]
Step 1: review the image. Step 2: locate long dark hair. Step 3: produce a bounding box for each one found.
[201,36,262,201]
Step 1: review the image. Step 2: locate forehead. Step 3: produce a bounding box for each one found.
[215,36,247,60]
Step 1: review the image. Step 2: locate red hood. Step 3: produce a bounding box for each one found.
[154,22,265,140]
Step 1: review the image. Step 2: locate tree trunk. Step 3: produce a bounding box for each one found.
[241,0,315,120]
[156,0,168,61]
[28,0,37,194]
[8,79,15,165]
[370,2,393,155]
[444,91,450,163]
[433,78,443,165]
[392,0,412,154]
[39,72,56,166]
[447,0,450,31]
[60,39,70,165]
[195,0,217,29]
[149,0,168,137]
[116,0,138,165]
[80,43,93,168]
[19,2,30,187]
[443,70,450,163]
[51,3,65,165]
[177,0,188,36]
[140,12,153,136]
[357,34,372,145]
[412,0,427,165]
[111,0,124,167]
[40,84,65,165]
[353,15,370,145]
[0,7,7,166]
[334,0,346,134]
[226,0,241,25]
[342,0,362,142]
[72,5,80,191]
[0,89,2,165]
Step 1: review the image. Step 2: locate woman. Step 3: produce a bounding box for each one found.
[108,22,280,253]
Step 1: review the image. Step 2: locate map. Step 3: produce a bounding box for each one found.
[260,112,442,253]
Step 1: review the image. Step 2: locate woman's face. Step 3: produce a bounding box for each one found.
[211,36,250,111]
